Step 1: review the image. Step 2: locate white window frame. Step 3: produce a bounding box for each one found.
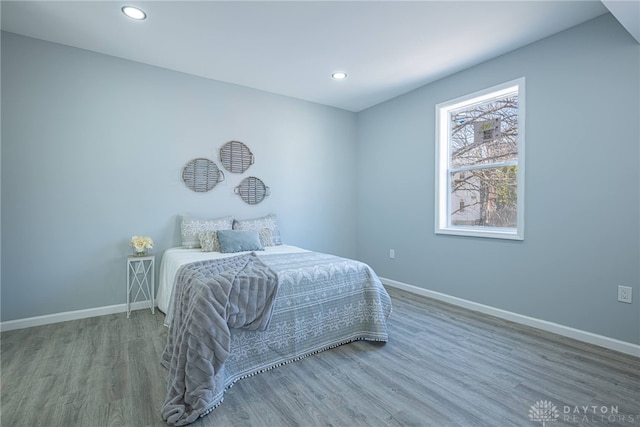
[435,78,525,240]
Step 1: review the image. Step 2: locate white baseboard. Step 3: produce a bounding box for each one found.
[0,300,156,332]
[4,281,639,358]
[381,277,640,358]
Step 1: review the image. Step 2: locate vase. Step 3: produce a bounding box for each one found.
[133,248,147,256]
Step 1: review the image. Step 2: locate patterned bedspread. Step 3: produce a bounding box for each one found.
[161,250,392,426]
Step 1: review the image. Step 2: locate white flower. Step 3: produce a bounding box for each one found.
[130,235,153,251]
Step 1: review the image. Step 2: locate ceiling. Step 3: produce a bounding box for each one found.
[1,1,634,112]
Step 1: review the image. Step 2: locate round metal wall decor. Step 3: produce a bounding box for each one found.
[182,158,224,192]
[234,176,270,205]
[220,140,254,173]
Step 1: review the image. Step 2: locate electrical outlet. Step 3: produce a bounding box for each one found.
[389,249,395,259]
[618,286,632,303]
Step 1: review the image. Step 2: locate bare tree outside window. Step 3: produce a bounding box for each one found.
[450,95,518,227]
[435,78,524,240]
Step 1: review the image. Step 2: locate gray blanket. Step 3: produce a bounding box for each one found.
[161,252,278,426]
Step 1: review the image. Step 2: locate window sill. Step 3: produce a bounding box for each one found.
[436,226,523,241]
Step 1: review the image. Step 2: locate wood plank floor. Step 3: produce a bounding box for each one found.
[1,287,638,427]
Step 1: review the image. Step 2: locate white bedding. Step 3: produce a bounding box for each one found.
[157,245,310,322]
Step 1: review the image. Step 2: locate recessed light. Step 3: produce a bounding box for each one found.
[332,72,347,80]
[122,6,147,20]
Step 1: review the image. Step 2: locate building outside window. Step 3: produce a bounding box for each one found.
[435,78,525,240]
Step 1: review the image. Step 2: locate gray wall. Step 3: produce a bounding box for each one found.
[2,14,639,346]
[1,32,357,321]
[356,14,640,344]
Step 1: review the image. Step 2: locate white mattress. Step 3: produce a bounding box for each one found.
[156,245,309,318]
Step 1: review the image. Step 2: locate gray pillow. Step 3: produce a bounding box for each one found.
[217,230,264,253]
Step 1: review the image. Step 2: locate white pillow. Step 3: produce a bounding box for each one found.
[198,230,222,252]
[180,215,233,248]
[233,213,282,245]
[257,228,274,247]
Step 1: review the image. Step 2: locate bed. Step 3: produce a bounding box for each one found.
[157,216,392,426]
[156,244,312,324]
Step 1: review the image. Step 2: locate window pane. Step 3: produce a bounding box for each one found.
[450,166,517,228]
[450,95,518,168]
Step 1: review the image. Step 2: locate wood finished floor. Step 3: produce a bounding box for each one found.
[1,287,638,427]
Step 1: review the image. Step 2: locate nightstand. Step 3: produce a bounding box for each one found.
[126,254,155,318]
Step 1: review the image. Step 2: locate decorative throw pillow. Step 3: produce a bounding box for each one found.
[198,230,221,252]
[180,215,233,248]
[233,213,282,245]
[216,230,264,253]
[258,228,274,247]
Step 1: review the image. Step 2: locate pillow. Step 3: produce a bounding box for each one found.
[216,230,264,253]
[198,230,221,252]
[233,213,282,245]
[258,228,274,247]
[180,215,233,248]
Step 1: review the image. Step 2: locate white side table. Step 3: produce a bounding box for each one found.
[126,254,155,318]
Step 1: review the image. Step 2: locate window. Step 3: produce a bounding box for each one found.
[435,78,525,240]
